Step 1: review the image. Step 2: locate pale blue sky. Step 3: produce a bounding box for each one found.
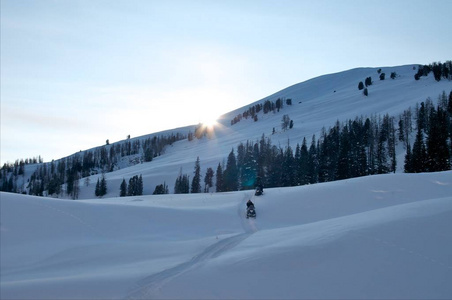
[1,0,451,164]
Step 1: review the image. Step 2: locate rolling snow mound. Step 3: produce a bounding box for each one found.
[1,171,452,299]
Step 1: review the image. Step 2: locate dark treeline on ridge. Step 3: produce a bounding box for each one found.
[178,90,452,194]
[230,98,293,126]
[414,61,452,81]
[0,133,184,198]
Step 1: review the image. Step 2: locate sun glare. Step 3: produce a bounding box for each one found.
[202,116,218,127]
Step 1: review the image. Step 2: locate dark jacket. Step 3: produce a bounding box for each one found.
[246,200,254,208]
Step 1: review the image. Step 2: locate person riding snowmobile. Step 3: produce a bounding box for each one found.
[246,199,256,218]
[246,199,254,208]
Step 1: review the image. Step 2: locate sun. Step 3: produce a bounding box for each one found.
[201,116,218,127]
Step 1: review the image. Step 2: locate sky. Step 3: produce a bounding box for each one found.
[1,0,452,165]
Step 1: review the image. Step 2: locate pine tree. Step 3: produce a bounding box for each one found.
[404,144,413,173]
[128,177,135,196]
[281,145,295,186]
[144,148,153,162]
[358,81,364,90]
[100,174,107,196]
[127,175,142,196]
[426,107,450,171]
[267,146,283,188]
[307,135,319,184]
[153,182,169,195]
[448,91,452,113]
[223,149,238,191]
[204,167,214,192]
[298,137,309,185]
[417,102,427,133]
[215,163,224,192]
[138,175,143,195]
[174,172,189,194]
[294,144,301,185]
[337,126,351,179]
[120,179,127,197]
[411,127,427,172]
[191,157,201,193]
[95,178,100,197]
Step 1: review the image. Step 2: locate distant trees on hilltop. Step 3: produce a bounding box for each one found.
[415,61,451,81]
[230,98,293,126]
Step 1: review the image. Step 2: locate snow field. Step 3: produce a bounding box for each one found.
[1,171,452,299]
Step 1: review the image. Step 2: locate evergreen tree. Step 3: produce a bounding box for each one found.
[267,146,283,188]
[100,174,107,196]
[281,145,295,186]
[294,144,301,185]
[204,167,214,192]
[426,106,450,171]
[153,182,169,195]
[174,172,190,194]
[120,178,127,197]
[404,144,413,173]
[127,175,143,196]
[411,127,427,172]
[448,91,452,115]
[307,135,319,184]
[144,148,153,162]
[337,126,351,179]
[138,175,143,195]
[215,163,224,192]
[191,157,201,193]
[128,177,135,196]
[416,102,427,133]
[223,149,239,191]
[95,178,100,197]
[298,137,309,185]
[358,81,364,90]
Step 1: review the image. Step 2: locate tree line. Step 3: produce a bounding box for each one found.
[414,61,452,81]
[0,133,184,198]
[174,90,451,194]
[230,98,293,126]
[404,91,452,172]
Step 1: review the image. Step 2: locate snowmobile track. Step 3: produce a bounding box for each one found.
[125,194,257,299]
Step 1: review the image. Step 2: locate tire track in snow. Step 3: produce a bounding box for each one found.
[126,193,258,299]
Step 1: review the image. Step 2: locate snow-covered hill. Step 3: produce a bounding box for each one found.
[5,64,451,199]
[76,64,450,199]
[2,64,452,299]
[1,171,452,299]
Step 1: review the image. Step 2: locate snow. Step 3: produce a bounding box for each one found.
[64,64,451,200]
[2,65,452,298]
[2,171,452,299]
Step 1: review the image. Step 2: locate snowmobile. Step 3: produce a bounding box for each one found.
[246,204,256,219]
[254,185,263,196]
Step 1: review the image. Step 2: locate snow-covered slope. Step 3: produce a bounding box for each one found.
[7,65,450,199]
[1,171,452,299]
[75,64,451,199]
